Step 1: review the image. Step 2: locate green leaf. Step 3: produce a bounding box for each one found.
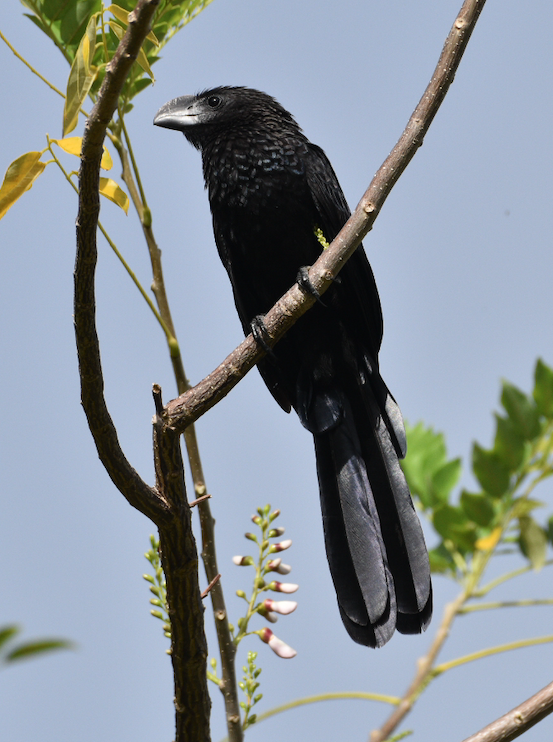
[59,0,100,51]
[518,516,548,570]
[501,381,541,441]
[432,458,462,502]
[0,625,19,651]
[534,359,553,418]
[4,639,72,663]
[402,422,459,508]
[428,543,456,574]
[0,152,47,220]
[63,14,99,135]
[460,491,496,527]
[22,0,102,61]
[472,443,510,498]
[433,505,476,552]
[493,413,526,472]
[130,78,154,97]
[99,177,129,213]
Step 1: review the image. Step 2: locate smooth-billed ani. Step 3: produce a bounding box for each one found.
[154,86,432,647]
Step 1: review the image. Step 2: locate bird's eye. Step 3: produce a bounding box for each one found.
[207,95,221,108]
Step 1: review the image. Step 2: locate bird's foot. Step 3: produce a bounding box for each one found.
[250,315,275,357]
[296,266,326,307]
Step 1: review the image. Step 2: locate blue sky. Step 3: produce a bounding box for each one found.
[1,1,552,741]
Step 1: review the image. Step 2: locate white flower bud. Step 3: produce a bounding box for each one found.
[270,581,299,594]
[264,599,297,615]
[269,539,292,553]
[257,628,297,659]
[232,555,253,566]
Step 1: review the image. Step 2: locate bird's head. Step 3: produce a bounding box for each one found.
[153,86,300,149]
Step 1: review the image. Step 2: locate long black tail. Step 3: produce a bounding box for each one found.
[300,366,432,647]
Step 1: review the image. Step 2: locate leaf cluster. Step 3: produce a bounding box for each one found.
[21,0,214,123]
[403,359,553,577]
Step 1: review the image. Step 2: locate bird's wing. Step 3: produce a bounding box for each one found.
[304,143,383,360]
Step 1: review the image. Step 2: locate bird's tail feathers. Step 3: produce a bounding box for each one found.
[300,369,432,646]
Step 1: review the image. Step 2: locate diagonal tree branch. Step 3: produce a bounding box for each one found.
[461,680,553,742]
[164,0,488,435]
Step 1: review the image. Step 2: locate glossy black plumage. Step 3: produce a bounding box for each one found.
[154,87,432,646]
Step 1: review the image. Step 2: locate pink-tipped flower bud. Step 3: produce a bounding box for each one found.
[268,527,285,538]
[263,599,297,615]
[269,581,298,594]
[244,532,257,542]
[251,514,262,525]
[269,539,292,553]
[266,558,292,575]
[269,509,281,522]
[256,628,297,659]
[232,555,254,566]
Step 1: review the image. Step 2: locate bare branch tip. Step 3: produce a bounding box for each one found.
[152,383,164,415]
[189,493,212,508]
[201,573,221,599]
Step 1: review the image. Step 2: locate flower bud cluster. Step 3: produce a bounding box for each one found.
[232,504,297,659]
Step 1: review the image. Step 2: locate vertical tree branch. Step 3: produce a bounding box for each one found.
[153,387,211,740]
[75,3,211,740]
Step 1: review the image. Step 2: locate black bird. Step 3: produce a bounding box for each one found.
[154,87,432,647]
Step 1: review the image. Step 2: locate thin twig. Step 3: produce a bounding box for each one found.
[201,573,221,599]
[189,494,212,508]
[0,29,65,98]
[460,598,553,614]
[254,692,402,724]
[433,635,553,677]
[475,560,553,598]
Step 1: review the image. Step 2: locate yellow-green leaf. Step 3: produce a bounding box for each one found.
[52,137,113,171]
[100,147,113,171]
[109,21,154,81]
[475,526,502,552]
[99,178,129,213]
[0,152,46,220]
[54,136,83,157]
[63,15,99,136]
[107,4,159,45]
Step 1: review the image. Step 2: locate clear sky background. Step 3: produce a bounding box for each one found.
[1,1,552,741]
